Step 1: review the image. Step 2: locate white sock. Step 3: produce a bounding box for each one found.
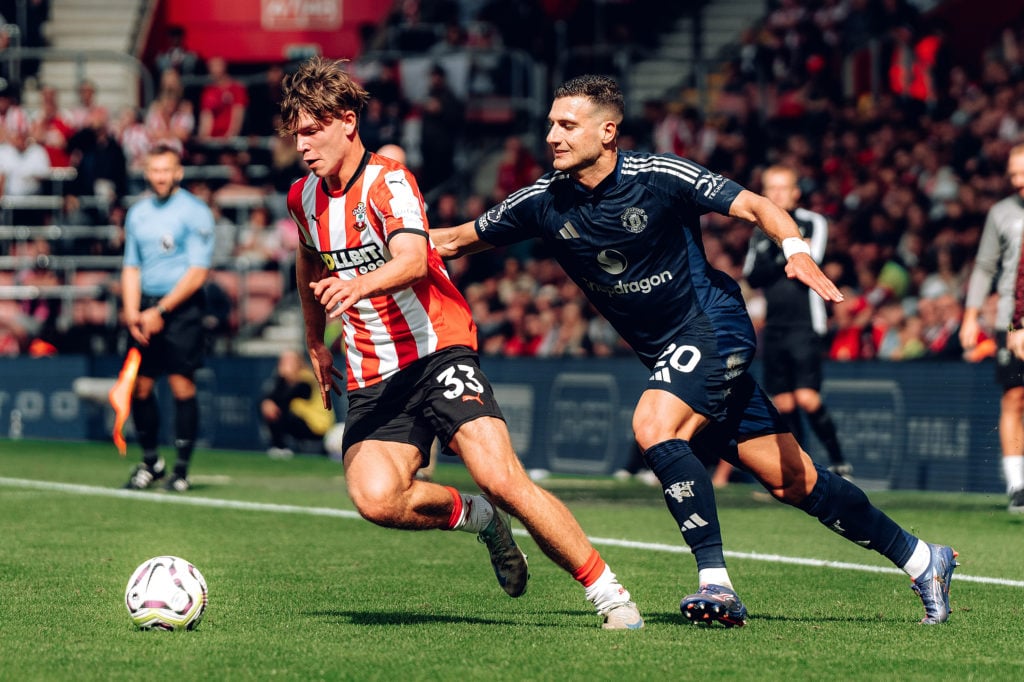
[698,567,732,589]
[452,494,494,533]
[901,539,931,580]
[585,565,632,615]
[1003,455,1024,494]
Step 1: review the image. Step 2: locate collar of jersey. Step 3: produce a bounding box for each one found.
[321,149,371,198]
[572,151,622,199]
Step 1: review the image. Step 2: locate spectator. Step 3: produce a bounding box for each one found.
[0,126,51,196]
[196,56,248,142]
[30,85,72,168]
[418,64,463,192]
[234,204,283,270]
[0,81,28,144]
[243,63,285,138]
[144,70,195,150]
[153,25,203,101]
[260,349,334,457]
[67,106,127,210]
[64,79,109,133]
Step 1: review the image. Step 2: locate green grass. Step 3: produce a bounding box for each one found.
[2,439,1023,681]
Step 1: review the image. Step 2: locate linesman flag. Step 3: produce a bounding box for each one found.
[108,348,141,456]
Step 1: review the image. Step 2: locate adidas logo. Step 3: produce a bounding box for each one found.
[651,368,671,383]
[558,221,580,239]
[679,513,708,531]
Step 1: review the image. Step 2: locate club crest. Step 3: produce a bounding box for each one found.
[621,206,647,233]
[352,202,367,231]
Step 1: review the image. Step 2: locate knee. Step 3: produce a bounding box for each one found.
[632,414,666,452]
[1004,389,1024,415]
[347,479,405,526]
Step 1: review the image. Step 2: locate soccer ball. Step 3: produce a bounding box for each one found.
[124,556,208,630]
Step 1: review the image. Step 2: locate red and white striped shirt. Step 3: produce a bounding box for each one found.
[287,151,477,390]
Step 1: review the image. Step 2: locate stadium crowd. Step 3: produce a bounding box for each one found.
[0,0,1020,366]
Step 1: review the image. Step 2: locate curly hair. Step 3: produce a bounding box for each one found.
[553,74,624,122]
[278,56,370,135]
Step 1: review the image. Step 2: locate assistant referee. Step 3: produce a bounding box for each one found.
[121,143,215,492]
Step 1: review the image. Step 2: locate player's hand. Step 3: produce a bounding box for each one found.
[1009,329,1024,360]
[307,343,344,410]
[310,277,365,318]
[959,316,980,350]
[785,253,844,303]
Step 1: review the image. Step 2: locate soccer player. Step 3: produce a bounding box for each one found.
[279,57,643,629]
[433,74,957,626]
[961,143,1024,513]
[743,165,851,477]
[121,143,215,492]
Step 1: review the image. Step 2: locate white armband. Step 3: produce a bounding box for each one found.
[782,237,811,260]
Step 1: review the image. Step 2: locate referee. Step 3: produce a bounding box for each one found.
[743,165,851,478]
[121,143,215,492]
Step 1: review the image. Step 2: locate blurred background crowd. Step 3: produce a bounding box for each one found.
[0,0,1019,366]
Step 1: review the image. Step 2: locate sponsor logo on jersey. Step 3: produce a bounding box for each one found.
[596,249,627,275]
[352,202,367,231]
[580,270,673,297]
[621,206,648,233]
[160,234,175,253]
[695,171,727,199]
[319,243,387,273]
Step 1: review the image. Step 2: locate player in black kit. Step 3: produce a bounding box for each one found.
[434,74,957,627]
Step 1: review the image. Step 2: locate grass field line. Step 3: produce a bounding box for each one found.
[4,475,1022,590]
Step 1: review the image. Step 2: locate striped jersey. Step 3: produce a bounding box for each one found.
[287,150,477,390]
[474,150,754,368]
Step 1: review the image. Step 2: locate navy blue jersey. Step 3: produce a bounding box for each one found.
[475,151,756,369]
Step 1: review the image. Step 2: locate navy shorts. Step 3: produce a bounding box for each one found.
[645,329,786,461]
[341,346,505,460]
[137,292,206,378]
[761,326,824,395]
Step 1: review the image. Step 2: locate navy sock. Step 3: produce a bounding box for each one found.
[642,439,725,571]
[806,406,845,465]
[131,395,159,455]
[173,397,198,478]
[795,465,916,566]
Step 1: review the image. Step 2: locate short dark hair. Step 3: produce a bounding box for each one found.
[278,56,370,135]
[554,74,624,121]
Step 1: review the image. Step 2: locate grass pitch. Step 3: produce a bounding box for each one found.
[2,438,1023,681]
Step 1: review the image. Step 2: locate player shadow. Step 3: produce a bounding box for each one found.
[309,610,597,628]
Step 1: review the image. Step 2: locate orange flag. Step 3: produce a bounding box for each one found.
[109,348,141,456]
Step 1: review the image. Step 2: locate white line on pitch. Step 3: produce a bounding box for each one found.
[3,476,1020,589]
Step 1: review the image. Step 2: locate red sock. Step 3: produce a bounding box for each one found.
[444,486,463,530]
[571,549,606,588]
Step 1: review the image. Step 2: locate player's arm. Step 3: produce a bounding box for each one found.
[310,232,428,318]
[729,189,843,303]
[295,244,343,408]
[432,221,494,259]
[960,213,1001,350]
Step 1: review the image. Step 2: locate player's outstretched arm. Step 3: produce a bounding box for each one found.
[432,221,493,259]
[730,189,844,303]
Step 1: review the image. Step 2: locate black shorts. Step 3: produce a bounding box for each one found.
[761,326,824,395]
[341,346,505,460]
[137,292,206,378]
[995,331,1024,391]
